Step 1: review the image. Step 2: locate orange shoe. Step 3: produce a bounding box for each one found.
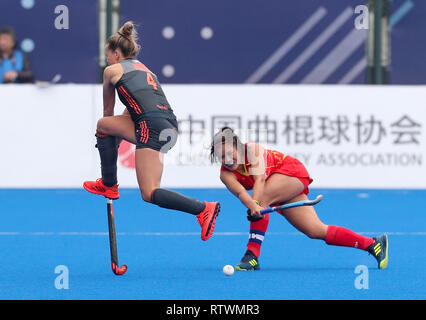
[83,178,120,200]
[197,201,220,241]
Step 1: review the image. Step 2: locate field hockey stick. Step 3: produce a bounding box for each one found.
[106,198,127,275]
[35,74,62,88]
[260,194,323,215]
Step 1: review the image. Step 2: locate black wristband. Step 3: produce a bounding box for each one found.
[246,208,263,222]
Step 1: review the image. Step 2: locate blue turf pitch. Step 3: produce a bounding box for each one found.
[0,188,425,300]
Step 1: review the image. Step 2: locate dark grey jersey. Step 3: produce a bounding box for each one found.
[115,59,175,122]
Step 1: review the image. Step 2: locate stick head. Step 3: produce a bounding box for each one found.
[112,262,127,276]
[313,194,323,204]
[51,74,62,84]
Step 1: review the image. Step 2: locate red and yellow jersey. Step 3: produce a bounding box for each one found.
[220,144,312,190]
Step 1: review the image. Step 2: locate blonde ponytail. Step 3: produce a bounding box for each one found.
[107,21,141,58]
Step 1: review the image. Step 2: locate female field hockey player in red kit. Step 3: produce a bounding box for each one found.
[83,21,220,241]
[211,127,388,270]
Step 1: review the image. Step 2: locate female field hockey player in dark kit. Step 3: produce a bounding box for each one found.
[84,21,220,241]
[211,127,388,271]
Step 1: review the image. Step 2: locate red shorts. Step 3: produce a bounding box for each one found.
[267,155,313,196]
[297,176,312,196]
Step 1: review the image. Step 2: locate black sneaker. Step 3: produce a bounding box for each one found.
[367,234,388,269]
[235,250,260,271]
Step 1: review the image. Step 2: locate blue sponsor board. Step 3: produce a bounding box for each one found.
[0,0,422,84]
[121,0,423,84]
[0,0,99,83]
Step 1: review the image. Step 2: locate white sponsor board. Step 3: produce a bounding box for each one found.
[0,84,424,188]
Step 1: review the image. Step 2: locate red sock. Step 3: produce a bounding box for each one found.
[246,213,270,257]
[325,225,374,251]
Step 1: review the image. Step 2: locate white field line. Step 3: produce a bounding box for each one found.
[0,231,425,236]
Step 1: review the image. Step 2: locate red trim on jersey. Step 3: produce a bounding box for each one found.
[118,86,142,114]
[156,105,169,110]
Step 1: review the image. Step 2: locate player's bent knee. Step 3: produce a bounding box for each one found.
[96,129,109,138]
[140,188,155,203]
[97,118,110,135]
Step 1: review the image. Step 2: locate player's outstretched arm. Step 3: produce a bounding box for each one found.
[220,170,261,214]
